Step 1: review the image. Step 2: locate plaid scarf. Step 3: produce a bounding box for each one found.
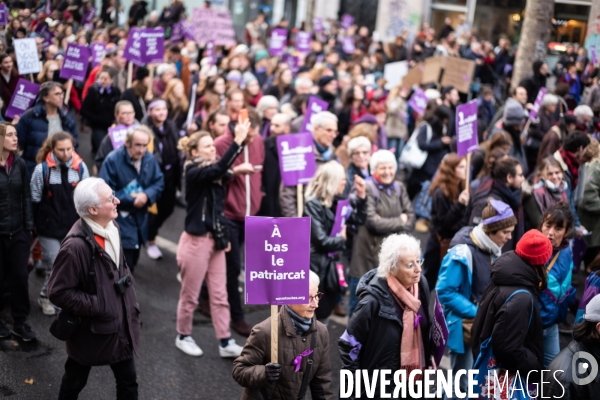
[559,148,580,188]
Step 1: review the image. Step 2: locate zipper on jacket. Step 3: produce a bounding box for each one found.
[202,197,207,221]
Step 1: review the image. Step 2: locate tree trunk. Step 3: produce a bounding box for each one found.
[305,0,315,32]
[511,0,555,90]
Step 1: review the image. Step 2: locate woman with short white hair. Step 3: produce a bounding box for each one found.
[349,149,415,316]
[343,136,372,197]
[256,95,280,138]
[340,233,436,396]
[304,161,367,321]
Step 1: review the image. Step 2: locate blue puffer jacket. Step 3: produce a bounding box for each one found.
[98,146,164,249]
[539,246,576,328]
[16,102,78,176]
[436,226,498,354]
[575,272,600,324]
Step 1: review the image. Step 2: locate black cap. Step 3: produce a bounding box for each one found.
[318,75,335,87]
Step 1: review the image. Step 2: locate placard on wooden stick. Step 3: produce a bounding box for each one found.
[422,56,444,85]
[440,57,476,94]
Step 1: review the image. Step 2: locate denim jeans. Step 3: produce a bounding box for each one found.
[348,277,361,318]
[543,324,560,367]
[38,236,61,296]
[445,345,473,400]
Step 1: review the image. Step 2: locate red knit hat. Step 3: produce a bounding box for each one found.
[515,230,553,266]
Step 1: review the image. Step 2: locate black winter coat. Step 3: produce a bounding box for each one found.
[258,135,282,217]
[339,269,433,399]
[143,117,181,190]
[120,88,146,122]
[0,154,33,235]
[430,186,466,240]
[545,339,600,399]
[471,251,544,377]
[414,124,450,181]
[81,84,122,130]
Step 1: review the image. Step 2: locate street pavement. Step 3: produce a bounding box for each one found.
[0,127,584,399]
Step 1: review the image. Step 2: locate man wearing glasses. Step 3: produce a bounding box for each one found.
[16,81,78,176]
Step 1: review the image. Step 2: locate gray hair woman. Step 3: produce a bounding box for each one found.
[339,234,435,397]
[348,149,415,316]
[343,136,372,197]
[256,95,280,138]
[304,161,367,321]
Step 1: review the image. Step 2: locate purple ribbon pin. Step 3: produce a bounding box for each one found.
[293,349,314,372]
[414,314,422,329]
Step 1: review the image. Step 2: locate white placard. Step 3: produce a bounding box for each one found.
[14,38,41,75]
[383,61,409,90]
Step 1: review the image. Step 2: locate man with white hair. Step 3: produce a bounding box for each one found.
[280,111,338,217]
[280,77,313,106]
[48,177,141,399]
[574,105,594,131]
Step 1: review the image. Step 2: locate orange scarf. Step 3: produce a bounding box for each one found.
[386,275,425,373]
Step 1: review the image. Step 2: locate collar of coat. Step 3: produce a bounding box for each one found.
[280,305,317,337]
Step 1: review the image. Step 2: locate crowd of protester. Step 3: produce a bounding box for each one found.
[3,1,600,398]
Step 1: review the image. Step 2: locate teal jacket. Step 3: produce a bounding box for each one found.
[538,246,576,327]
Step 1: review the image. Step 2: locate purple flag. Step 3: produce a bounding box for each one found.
[456,100,479,157]
[269,28,287,57]
[592,45,598,66]
[170,21,184,43]
[5,79,40,119]
[301,96,329,133]
[529,87,547,121]
[341,14,354,30]
[82,7,96,25]
[313,17,323,33]
[296,31,311,54]
[245,217,311,305]
[182,21,195,41]
[108,125,130,150]
[431,293,449,367]
[277,133,317,186]
[91,42,106,68]
[342,37,355,54]
[205,40,215,67]
[59,43,90,82]
[0,5,8,26]
[408,89,428,116]
[123,27,165,66]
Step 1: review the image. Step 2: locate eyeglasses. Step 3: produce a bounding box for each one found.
[403,259,424,270]
[53,91,65,97]
[309,292,324,303]
[106,190,117,205]
[351,150,370,157]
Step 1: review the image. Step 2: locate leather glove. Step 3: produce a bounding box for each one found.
[265,363,281,383]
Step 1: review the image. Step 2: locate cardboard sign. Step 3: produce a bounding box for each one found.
[529,88,547,121]
[341,14,354,29]
[245,217,311,305]
[431,293,449,367]
[91,42,106,68]
[0,4,8,25]
[14,38,41,75]
[60,43,90,82]
[342,37,355,54]
[383,61,408,90]
[440,57,476,94]
[123,27,165,66]
[296,31,311,54]
[192,8,236,46]
[269,28,287,56]
[5,79,40,119]
[401,63,423,89]
[301,96,329,133]
[408,88,428,116]
[108,124,130,149]
[456,100,479,157]
[277,133,317,186]
[422,56,444,85]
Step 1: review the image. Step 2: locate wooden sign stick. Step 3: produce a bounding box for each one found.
[297,184,304,217]
[127,62,133,88]
[271,305,278,363]
[64,79,73,105]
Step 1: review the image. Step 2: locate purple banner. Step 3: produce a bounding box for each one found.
[59,43,90,82]
[0,5,8,26]
[91,42,106,68]
[192,8,236,47]
[341,14,354,30]
[277,133,317,186]
[313,18,323,33]
[529,87,547,121]
[82,7,96,25]
[170,21,184,43]
[408,88,428,116]
[296,31,311,54]
[301,96,329,134]
[431,293,449,367]
[5,79,40,119]
[269,28,287,57]
[342,36,355,54]
[245,217,311,305]
[205,40,215,67]
[108,124,129,150]
[123,27,165,66]
[456,100,479,157]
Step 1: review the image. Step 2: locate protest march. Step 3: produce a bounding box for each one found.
[2,0,600,399]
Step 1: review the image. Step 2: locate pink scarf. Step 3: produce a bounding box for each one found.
[386,275,425,373]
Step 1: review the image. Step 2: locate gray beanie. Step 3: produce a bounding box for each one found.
[584,294,600,323]
[503,98,525,127]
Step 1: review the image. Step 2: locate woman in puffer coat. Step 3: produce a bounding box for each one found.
[304,161,367,321]
[436,199,516,399]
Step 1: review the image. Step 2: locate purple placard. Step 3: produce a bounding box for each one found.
[205,40,215,67]
[82,7,96,25]
[0,5,8,26]
[170,20,184,43]
[328,199,352,257]
[456,100,479,157]
[431,293,449,367]
[529,87,547,121]
[182,21,195,41]
[277,133,317,186]
[408,88,428,116]
[191,8,236,46]
[245,217,311,305]
[591,46,598,66]
[91,42,106,68]
[342,36,355,54]
[282,53,298,75]
[123,27,165,66]
[269,28,287,57]
[108,124,129,149]
[301,96,329,133]
[5,79,40,119]
[313,18,323,33]
[59,43,90,82]
[341,14,354,30]
[296,31,311,54]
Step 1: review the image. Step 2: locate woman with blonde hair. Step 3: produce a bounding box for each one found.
[304,161,367,321]
[162,78,189,132]
[37,60,59,84]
